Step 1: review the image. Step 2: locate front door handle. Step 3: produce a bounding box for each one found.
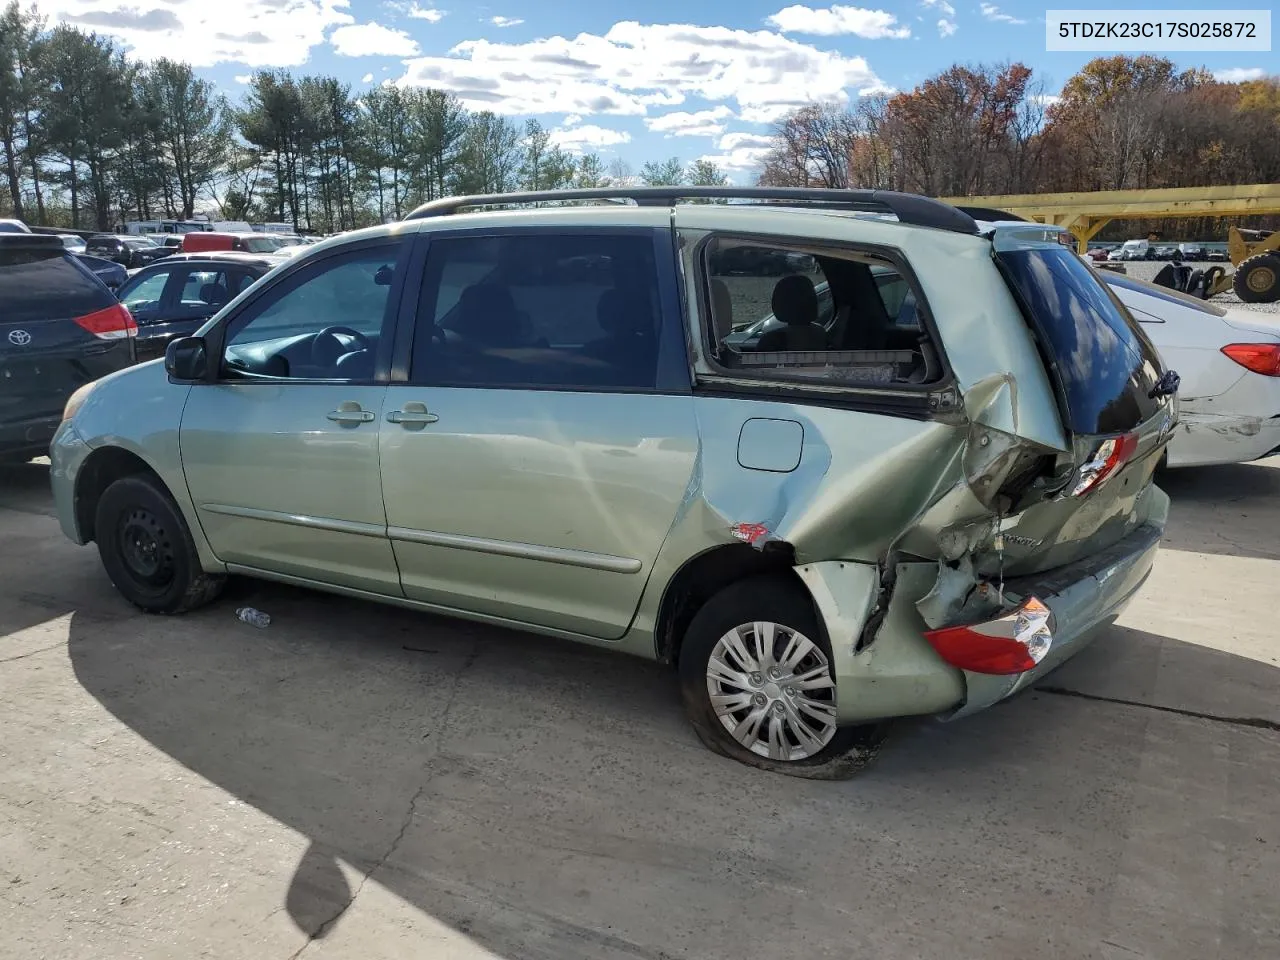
[327,401,376,425]
[386,401,439,426]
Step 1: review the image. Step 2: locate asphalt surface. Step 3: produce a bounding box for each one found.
[1,457,1278,960]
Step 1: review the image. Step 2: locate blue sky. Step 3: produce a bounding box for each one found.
[41,1,1278,174]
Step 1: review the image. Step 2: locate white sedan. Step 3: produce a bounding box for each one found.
[1100,272,1280,468]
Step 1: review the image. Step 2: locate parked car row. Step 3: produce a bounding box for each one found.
[1089,240,1230,262]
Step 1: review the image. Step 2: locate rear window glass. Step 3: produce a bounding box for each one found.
[1102,271,1227,317]
[998,247,1165,435]
[0,248,112,323]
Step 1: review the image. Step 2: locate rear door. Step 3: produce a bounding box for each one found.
[0,239,134,452]
[379,224,698,638]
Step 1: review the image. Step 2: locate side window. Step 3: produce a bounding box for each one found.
[119,271,169,312]
[222,245,402,381]
[705,237,939,387]
[177,268,233,309]
[412,232,662,390]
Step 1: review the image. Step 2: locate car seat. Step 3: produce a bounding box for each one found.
[757,275,828,352]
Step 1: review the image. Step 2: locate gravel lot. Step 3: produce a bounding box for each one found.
[2,456,1280,960]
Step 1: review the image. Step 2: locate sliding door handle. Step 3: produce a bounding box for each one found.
[386,401,439,426]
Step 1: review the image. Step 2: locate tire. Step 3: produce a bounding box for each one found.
[678,574,874,771]
[1233,253,1280,304]
[94,475,224,614]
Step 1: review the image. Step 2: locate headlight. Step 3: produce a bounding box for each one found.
[62,381,97,422]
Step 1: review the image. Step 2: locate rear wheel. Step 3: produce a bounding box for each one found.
[679,575,868,769]
[95,475,224,614]
[1234,253,1280,304]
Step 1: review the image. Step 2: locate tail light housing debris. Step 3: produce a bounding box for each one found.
[1221,343,1280,377]
[1071,432,1140,497]
[923,597,1054,675]
[74,303,137,340]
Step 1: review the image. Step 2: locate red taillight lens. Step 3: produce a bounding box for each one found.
[74,303,137,340]
[1221,343,1280,377]
[923,597,1054,675]
[1072,431,1139,497]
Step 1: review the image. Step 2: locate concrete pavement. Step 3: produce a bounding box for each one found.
[1,457,1278,960]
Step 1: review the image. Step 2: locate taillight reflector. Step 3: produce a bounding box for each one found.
[1072,431,1139,497]
[923,597,1055,676]
[74,303,137,340]
[1221,343,1280,377]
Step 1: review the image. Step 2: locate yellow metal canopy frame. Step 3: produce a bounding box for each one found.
[939,184,1280,253]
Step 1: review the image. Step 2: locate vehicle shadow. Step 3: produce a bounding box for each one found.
[65,587,1280,960]
[1159,457,1280,561]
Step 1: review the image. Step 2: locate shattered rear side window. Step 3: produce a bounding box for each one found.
[705,237,939,387]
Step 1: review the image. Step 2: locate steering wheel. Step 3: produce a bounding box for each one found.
[311,325,371,367]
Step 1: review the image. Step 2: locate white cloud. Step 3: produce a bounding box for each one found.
[396,21,885,124]
[646,106,735,137]
[548,124,631,151]
[767,5,911,39]
[698,146,772,172]
[361,72,374,82]
[407,3,444,21]
[718,131,774,151]
[979,4,1026,25]
[1030,93,1061,106]
[331,21,420,57]
[920,0,954,15]
[234,74,252,84]
[937,18,957,37]
[562,113,583,126]
[491,15,524,28]
[42,0,354,67]
[1214,67,1266,83]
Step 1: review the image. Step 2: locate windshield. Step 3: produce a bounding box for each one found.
[1102,271,1227,317]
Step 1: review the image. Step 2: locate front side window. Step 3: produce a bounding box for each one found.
[705,238,938,387]
[412,232,663,390]
[222,246,401,381]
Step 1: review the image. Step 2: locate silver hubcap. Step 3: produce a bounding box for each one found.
[705,621,837,761]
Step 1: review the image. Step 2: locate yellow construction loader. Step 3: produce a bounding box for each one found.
[1222,226,1280,303]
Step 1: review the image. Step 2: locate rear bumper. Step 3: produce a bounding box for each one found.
[947,516,1166,719]
[0,412,60,456]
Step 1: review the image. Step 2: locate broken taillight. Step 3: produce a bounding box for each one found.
[1221,343,1280,377]
[74,303,137,340]
[1071,432,1139,497]
[923,597,1054,676]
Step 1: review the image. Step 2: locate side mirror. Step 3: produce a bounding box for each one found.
[165,336,207,382]
[374,264,394,286]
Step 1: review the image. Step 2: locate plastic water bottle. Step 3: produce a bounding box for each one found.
[235,607,271,628]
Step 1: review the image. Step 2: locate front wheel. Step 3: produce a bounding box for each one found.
[95,475,224,614]
[679,575,873,771]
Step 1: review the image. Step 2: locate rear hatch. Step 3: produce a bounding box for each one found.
[903,227,1175,581]
[0,236,137,437]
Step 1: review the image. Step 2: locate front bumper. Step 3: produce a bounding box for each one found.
[49,421,92,544]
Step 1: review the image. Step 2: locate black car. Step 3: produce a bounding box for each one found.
[0,235,137,462]
[85,234,167,268]
[115,252,276,362]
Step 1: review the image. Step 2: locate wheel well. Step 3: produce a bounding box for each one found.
[654,541,801,667]
[75,447,164,543]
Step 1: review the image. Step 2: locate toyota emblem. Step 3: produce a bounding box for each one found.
[7,329,31,346]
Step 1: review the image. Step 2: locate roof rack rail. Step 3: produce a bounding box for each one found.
[403,186,979,235]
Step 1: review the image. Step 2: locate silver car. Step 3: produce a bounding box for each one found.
[51,187,1175,773]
